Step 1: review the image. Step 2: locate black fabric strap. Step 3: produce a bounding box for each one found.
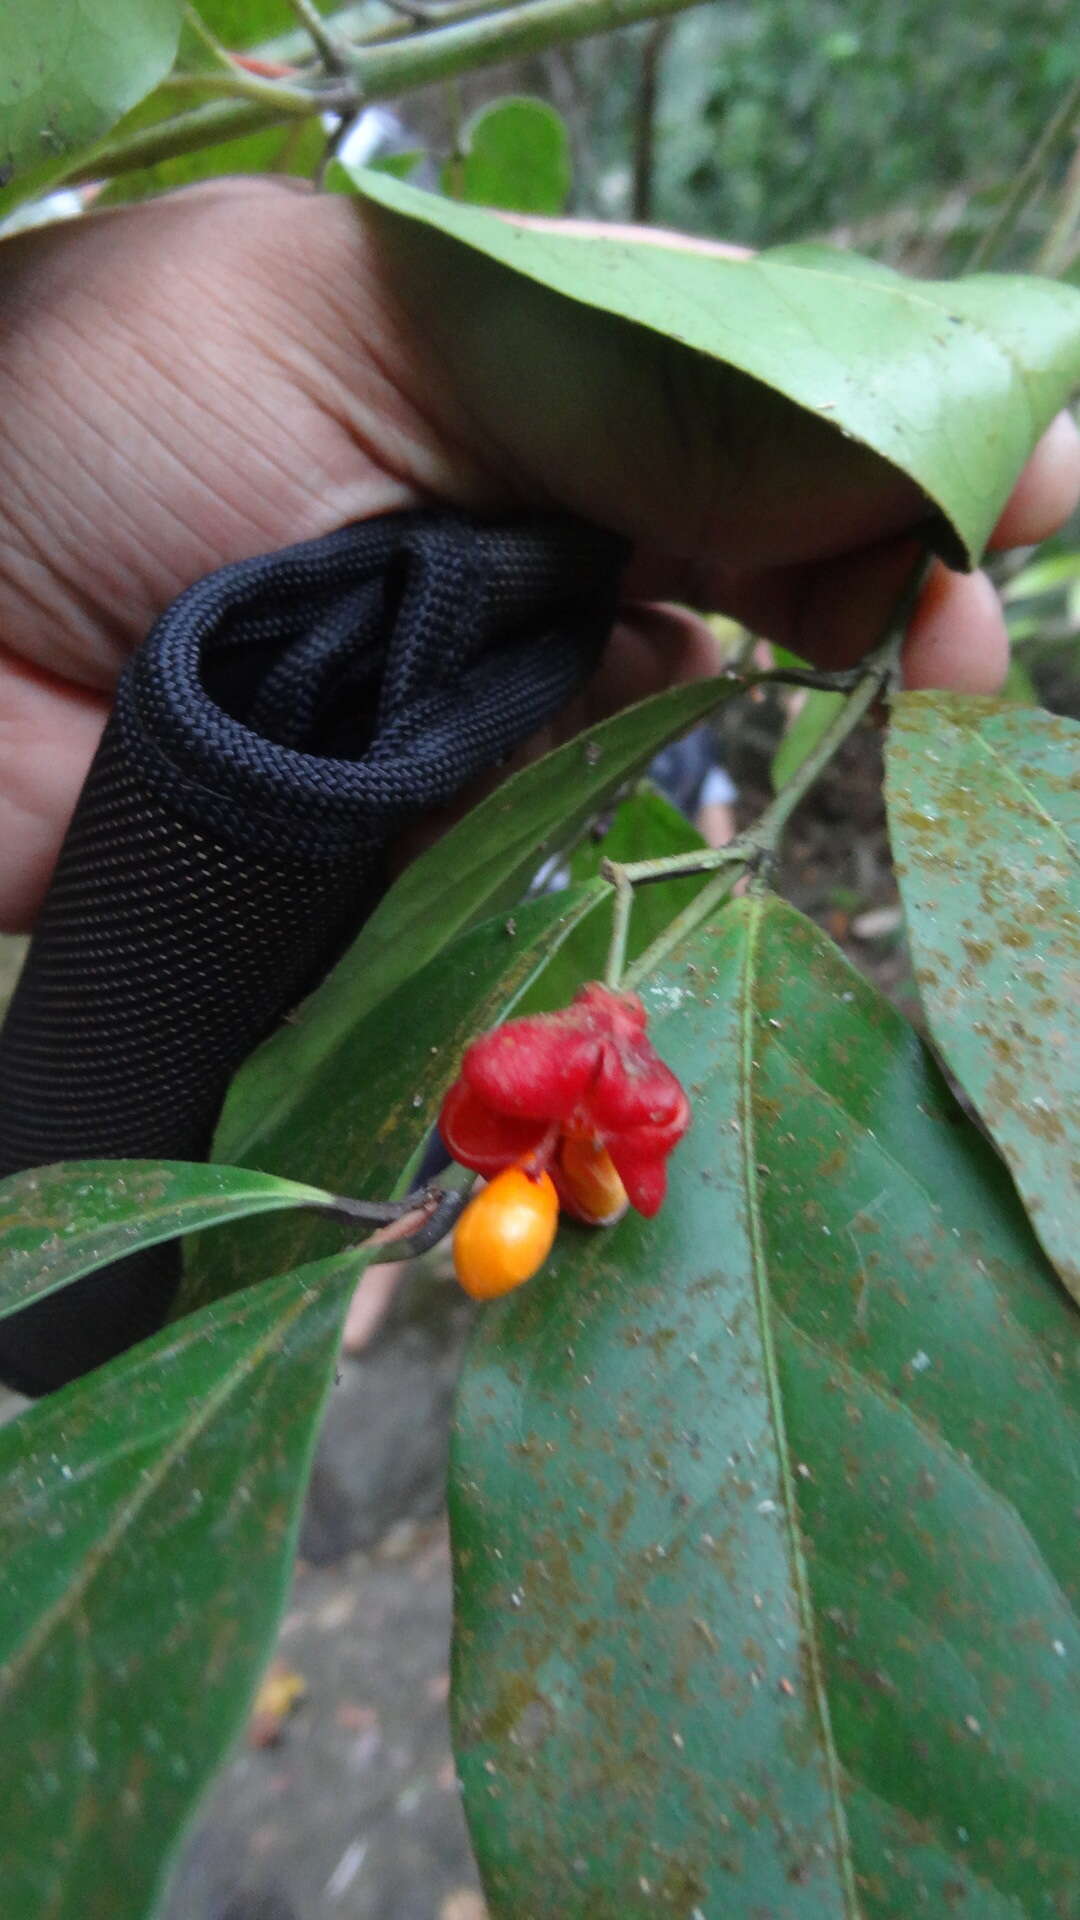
[0,510,624,1395]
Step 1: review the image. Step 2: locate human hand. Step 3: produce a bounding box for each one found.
[1,177,1077,930]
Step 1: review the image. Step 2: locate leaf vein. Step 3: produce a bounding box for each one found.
[740,898,861,1913]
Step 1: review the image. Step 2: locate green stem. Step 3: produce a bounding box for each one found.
[748,646,892,852]
[1036,127,1080,278]
[310,1192,419,1227]
[622,860,742,990]
[753,664,863,695]
[609,843,744,887]
[287,0,352,70]
[622,553,923,991]
[157,67,327,113]
[266,0,508,62]
[596,659,886,901]
[183,5,242,71]
[623,664,887,986]
[966,73,1080,272]
[601,861,635,988]
[71,0,704,183]
[313,1166,475,1254]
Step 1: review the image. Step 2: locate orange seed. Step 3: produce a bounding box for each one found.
[453,1166,559,1300]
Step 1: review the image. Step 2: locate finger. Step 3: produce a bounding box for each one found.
[586,602,728,716]
[619,409,1079,643]
[988,410,1080,550]
[0,649,107,932]
[646,535,922,669]
[900,562,1009,693]
[342,1261,406,1354]
[752,545,1009,693]
[625,523,1015,698]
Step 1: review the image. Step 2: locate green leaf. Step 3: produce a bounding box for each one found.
[187,886,604,1307]
[0,0,185,208]
[192,0,297,42]
[886,693,1080,1300]
[367,147,424,181]
[768,643,814,674]
[92,2,325,205]
[345,167,1080,566]
[452,897,1080,1917]
[1002,549,1080,602]
[214,677,734,1167]
[0,1159,338,1322]
[771,687,846,790]
[0,1249,358,1920]
[1000,653,1039,706]
[325,151,427,196]
[443,97,570,215]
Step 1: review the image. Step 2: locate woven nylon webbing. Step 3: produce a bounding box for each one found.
[0,510,624,1394]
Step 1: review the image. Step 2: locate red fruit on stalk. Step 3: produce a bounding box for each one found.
[439,983,689,1218]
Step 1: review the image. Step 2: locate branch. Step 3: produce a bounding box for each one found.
[1037,124,1080,278]
[620,657,893,987]
[306,1174,474,1257]
[630,17,670,223]
[71,0,705,183]
[372,1182,473,1258]
[286,0,352,72]
[613,558,932,990]
[966,73,1080,272]
[602,861,635,987]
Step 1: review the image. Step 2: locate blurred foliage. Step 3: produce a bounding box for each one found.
[1000,513,1080,715]
[568,0,1080,265]
[442,96,571,214]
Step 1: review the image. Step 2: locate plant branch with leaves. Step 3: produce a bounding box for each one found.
[0,7,1079,1919]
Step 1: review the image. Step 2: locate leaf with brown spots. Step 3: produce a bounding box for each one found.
[451,896,1080,1918]
[887,694,1080,1302]
[0,1159,347,1323]
[0,1251,358,1920]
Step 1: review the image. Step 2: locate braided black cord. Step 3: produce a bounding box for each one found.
[0,510,624,1394]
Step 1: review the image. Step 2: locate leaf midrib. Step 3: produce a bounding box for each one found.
[739,897,861,1915]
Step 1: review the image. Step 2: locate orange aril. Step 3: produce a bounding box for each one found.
[557,1134,629,1226]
